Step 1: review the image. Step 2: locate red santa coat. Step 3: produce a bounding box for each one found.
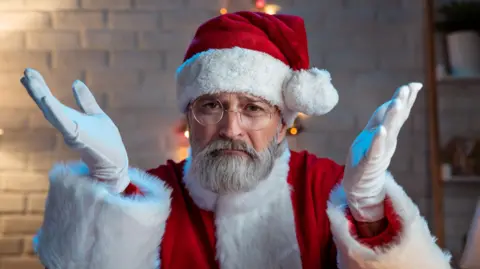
[35,150,452,269]
[141,150,398,269]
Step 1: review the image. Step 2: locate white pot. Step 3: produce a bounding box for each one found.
[446,30,480,77]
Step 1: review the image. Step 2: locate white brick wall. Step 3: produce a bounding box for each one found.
[109,11,160,30]
[85,30,137,50]
[26,31,81,50]
[0,12,51,30]
[53,11,105,29]
[0,0,475,266]
[82,0,131,10]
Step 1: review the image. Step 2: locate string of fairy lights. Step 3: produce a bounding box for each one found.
[219,0,281,15]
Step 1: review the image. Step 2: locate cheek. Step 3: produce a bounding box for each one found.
[190,122,218,147]
[249,115,284,151]
[249,133,270,151]
[248,125,279,151]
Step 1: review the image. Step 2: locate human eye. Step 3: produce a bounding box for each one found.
[202,101,220,109]
[195,98,222,115]
[243,103,269,117]
[245,104,264,112]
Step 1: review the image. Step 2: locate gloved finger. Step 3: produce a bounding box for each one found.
[366,85,408,131]
[392,85,409,103]
[72,80,104,115]
[41,96,78,141]
[365,102,389,130]
[22,68,53,102]
[20,74,51,110]
[20,76,41,107]
[366,125,387,162]
[406,82,422,112]
[22,69,84,126]
[20,75,60,123]
[382,98,404,137]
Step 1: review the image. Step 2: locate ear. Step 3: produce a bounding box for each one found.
[185,111,193,127]
[276,121,288,143]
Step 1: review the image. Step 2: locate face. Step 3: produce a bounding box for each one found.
[186,92,288,194]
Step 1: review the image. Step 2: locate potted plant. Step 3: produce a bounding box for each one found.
[436,1,480,77]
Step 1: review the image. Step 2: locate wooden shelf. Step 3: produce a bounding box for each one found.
[443,175,480,183]
[437,76,480,85]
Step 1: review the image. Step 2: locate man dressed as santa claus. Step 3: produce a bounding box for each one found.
[21,11,451,269]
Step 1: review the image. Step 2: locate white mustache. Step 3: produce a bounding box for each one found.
[203,139,259,159]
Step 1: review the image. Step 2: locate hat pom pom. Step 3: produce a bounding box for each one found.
[283,68,339,115]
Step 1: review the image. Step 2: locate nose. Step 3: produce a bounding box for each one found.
[218,110,244,139]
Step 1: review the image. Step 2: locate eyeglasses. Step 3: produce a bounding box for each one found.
[190,95,277,131]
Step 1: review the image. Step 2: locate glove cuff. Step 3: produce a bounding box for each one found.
[348,198,385,222]
[94,173,131,194]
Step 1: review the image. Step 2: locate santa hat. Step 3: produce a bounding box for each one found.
[176,11,338,126]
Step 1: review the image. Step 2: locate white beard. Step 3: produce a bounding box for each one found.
[188,136,287,194]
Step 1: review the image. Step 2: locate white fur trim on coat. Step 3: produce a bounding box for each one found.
[183,150,302,268]
[34,161,172,269]
[460,199,480,268]
[327,172,452,269]
[175,47,338,126]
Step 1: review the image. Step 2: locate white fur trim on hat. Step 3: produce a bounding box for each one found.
[175,47,338,126]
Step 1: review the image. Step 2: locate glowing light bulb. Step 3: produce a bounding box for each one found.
[184,130,189,138]
[289,127,298,135]
[220,8,227,14]
[263,4,280,15]
[0,129,3,135]
[256,0,265,9]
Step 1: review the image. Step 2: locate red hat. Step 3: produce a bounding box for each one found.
[176,11,338,126]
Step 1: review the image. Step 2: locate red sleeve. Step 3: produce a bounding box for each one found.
[122,182,144,196]
[120,166,173,197]
[346,197,402,248]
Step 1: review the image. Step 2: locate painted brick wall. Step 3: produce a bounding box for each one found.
[0,0,476,267]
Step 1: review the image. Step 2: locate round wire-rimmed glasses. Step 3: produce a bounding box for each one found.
[190,95,277,131]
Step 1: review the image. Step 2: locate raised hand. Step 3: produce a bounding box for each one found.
[20,68,130,193]
[342,82,423,222]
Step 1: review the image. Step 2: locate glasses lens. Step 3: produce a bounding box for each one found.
[238,104,273,130]
[192,97,223,125]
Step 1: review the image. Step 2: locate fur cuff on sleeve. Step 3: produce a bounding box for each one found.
[327,172,452,269]
[35,161,172,269]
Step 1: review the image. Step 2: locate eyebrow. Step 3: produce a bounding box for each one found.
[237,95,268,103]
[209,93,272,105]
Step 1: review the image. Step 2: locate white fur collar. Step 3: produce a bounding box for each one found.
[182,150,291,215]
[183,150,302,268]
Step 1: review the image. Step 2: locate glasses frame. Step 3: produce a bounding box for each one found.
[188,97,279,131]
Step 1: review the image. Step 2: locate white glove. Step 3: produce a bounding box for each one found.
[342,82,422,222]
[20,68,130,193]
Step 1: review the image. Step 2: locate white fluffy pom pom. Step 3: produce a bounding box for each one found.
[283,68,339,115]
